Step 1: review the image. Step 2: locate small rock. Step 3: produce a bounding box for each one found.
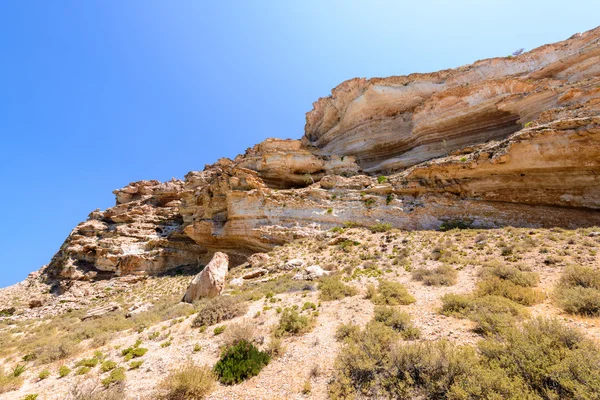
[229,277,244,286]
[242,268,268,280]
[82,302,120,320]
[589,232,600,237]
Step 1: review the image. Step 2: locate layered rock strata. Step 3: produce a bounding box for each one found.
[44,27,600,282]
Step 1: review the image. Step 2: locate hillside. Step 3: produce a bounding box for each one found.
[1,26,600,400]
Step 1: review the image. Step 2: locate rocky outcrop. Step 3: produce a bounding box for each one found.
[46,180,208,282]
[182,252,229,302]
[42,27,600,283]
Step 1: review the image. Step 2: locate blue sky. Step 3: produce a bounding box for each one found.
[0,1,598,288]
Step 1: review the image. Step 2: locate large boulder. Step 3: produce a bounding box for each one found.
[183,252,229,303]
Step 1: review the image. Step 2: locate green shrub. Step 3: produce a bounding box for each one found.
[302,302,317,311]
[58,365,71,378]
[335,323,361,342]
[372,280,415,305]
[369,223,392,233]
[102,367,126,387]
[478,318,600,399]
[555,265,600,316]
[75,357,99,368]
[213,326,226,336]
[275,308,313,337]
[129,360,144,370]
[159,362,215,399]
[101,360,117,372]
[377,176,387,184]
[265,336,285,358]
[121,346,148,359]
[329,320,591,399]
[0,369,24,394]
[441,294,527,335]
[12,364,26,377]
[476,277,543,306]
[319,276,358,301]
[192,296,247,328]
[479,263,539,287]
[76,366,91,375]
[213,340,270,385]
[22,395,39,400]
[38,369,50,380]
[559,265,600,290]
[373,306,411,332]
[412,264,457,286]
[556,286,600,316]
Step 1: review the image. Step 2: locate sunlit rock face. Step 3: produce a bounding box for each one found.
[303,28,600,173]
[45,27,600,281]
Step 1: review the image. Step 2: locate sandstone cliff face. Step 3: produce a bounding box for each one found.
[44,27,600,282]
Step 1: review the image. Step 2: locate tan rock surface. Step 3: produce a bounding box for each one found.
[182,252,229,302]
[42,27,600,283]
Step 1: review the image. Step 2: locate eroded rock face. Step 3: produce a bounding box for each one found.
[43,27,600,283]
[182,252,229,302]
[303,28,600,173]
[46,180,208,283]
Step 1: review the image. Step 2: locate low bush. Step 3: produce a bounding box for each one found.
[158,362,215,399]
[369,223,392,233]
[559,265,600,290]
[265,336,285,358]
[373,306,411,332]
[556,286,600,316]
[0,369,24,394]
[478,318,600,399]
[58,365,71,378]
[222,322,255,347]
[319,276,358,301]
[192,297,247,328]
[372,280,415,305]
[275,308,313,337]
[441,294,527,335]
[129,360,143,370]
[101,360,117,372]
[330,318,599,399]
[555,265,600,316]
[412,265,457,286]
[213,340,270,385]
[76,366,91,375]
[479,263,539,287]
[102,367,125,387]
[38,369,50,380]
[476,277,544,306]
[335,323,361,342]
[76,357,99,368]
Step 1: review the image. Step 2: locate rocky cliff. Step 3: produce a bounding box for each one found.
[45,27,600,282]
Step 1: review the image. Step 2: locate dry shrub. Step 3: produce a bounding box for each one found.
[274,308,313,337]
[319,276,358,301]
[412,264,458,286]
[0,369,24,395]
[372,280,415,305]
[476,277,543,306]
[441,294,527,335]
[555,266,600,316]
[373,306,420,339]
[329,318,599,399]
[222,321,256,347]
[158,363,215,400]
[192,296,247,328]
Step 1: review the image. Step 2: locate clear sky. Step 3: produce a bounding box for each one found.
[0,1,598,288]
